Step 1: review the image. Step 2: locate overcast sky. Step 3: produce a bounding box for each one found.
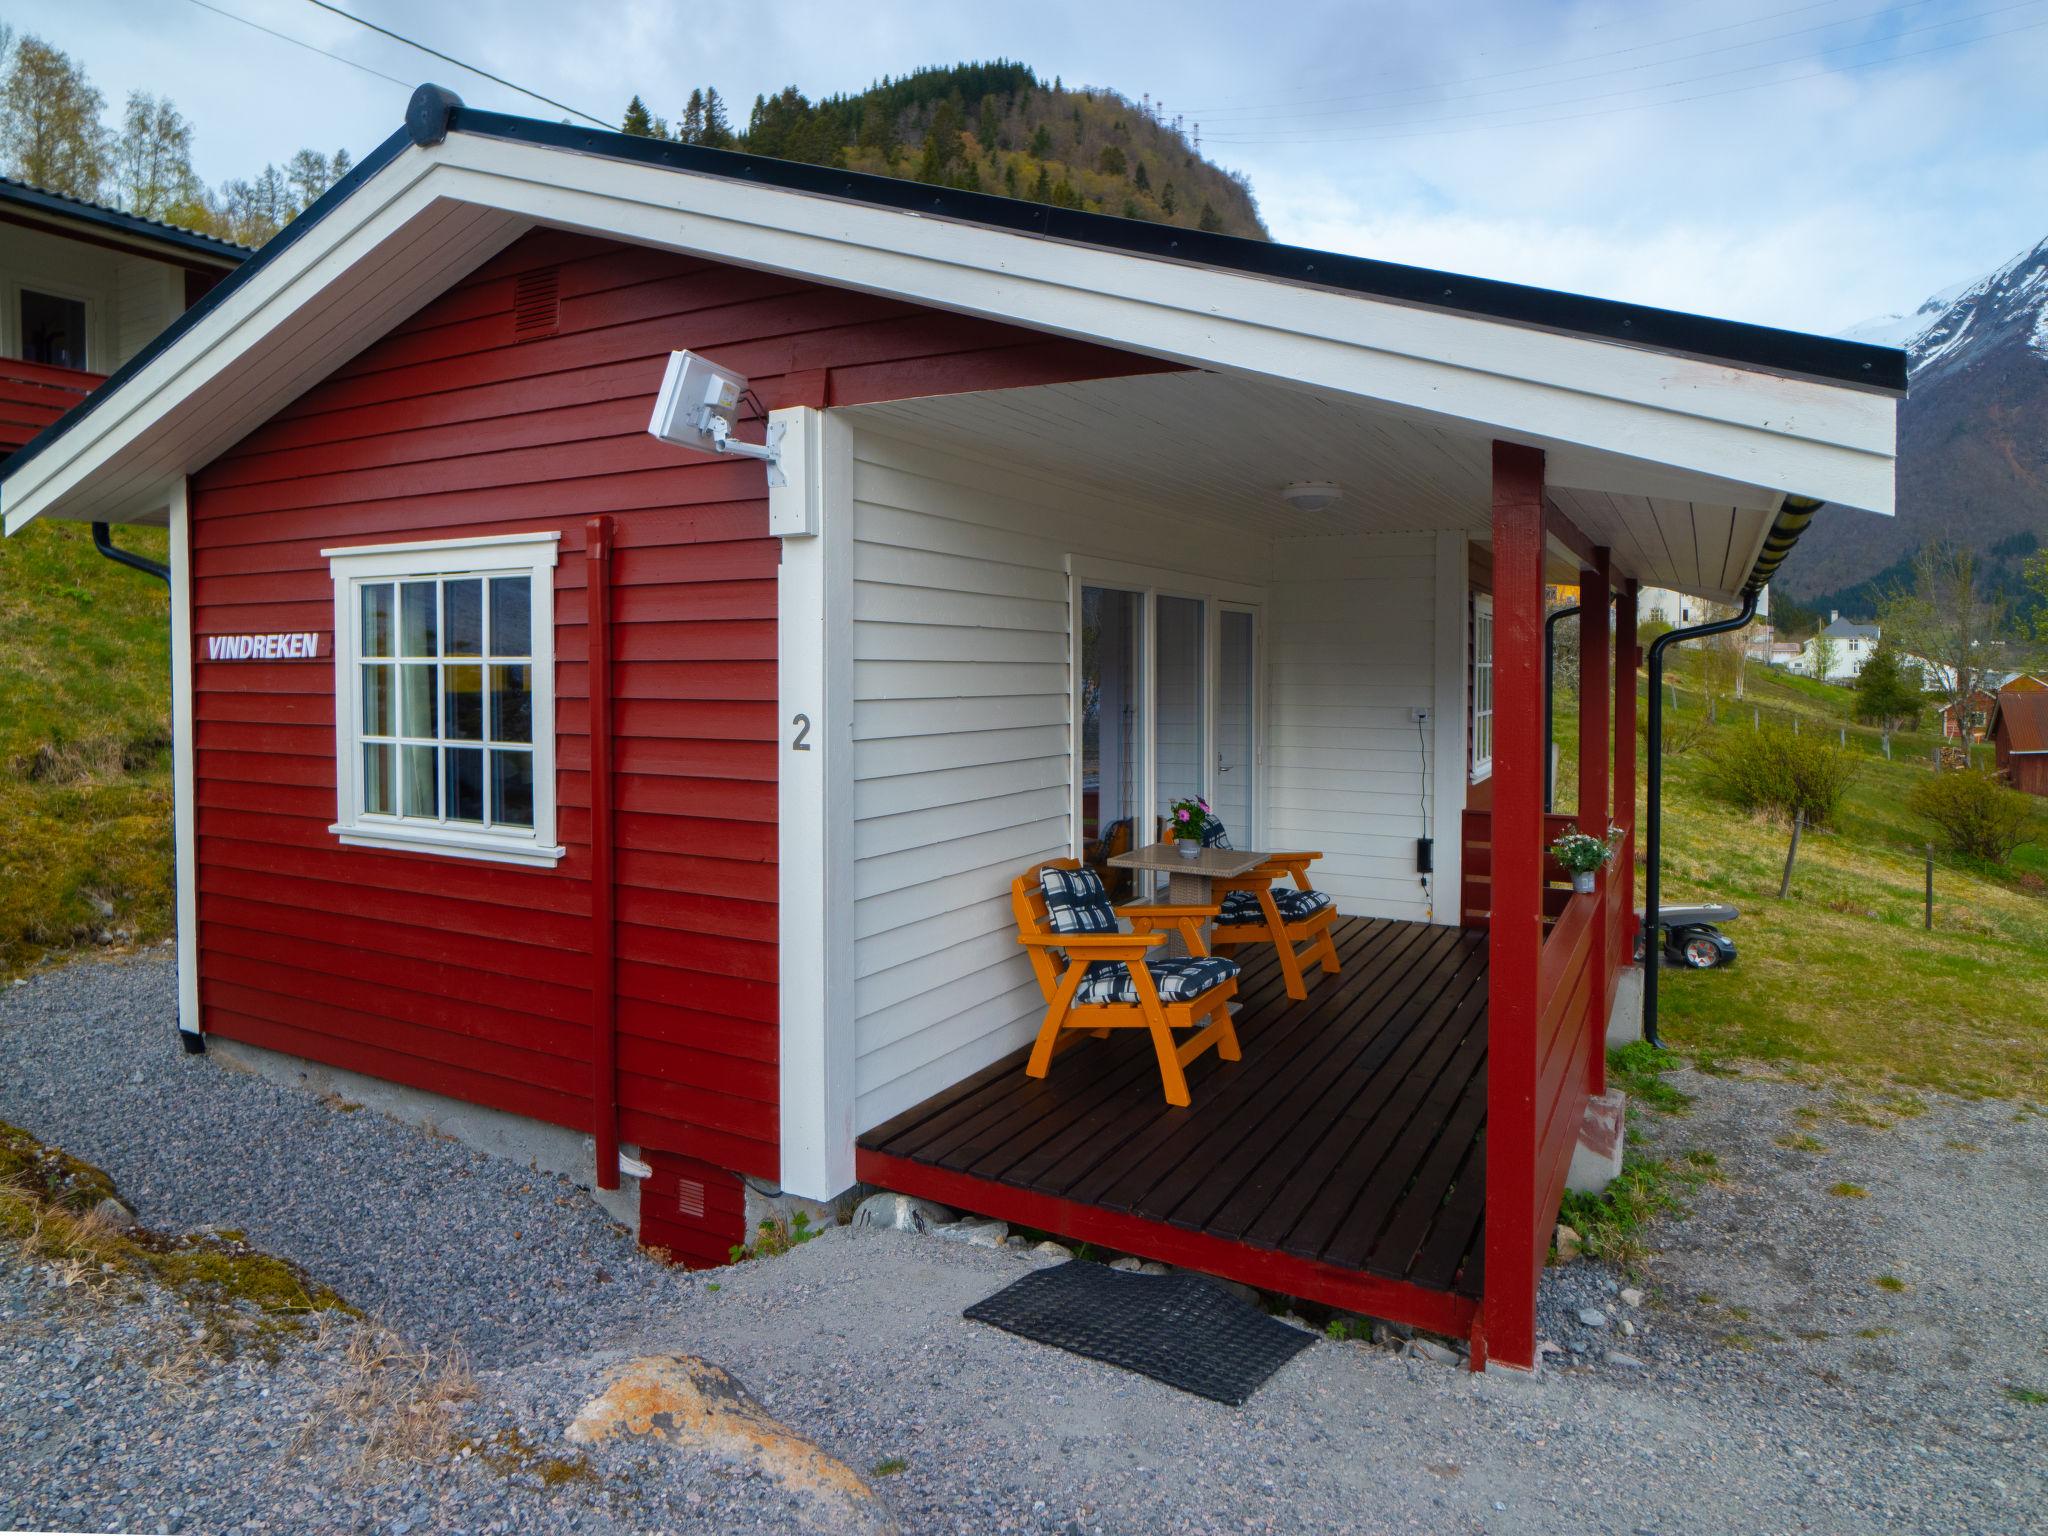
[32,0,2048,332]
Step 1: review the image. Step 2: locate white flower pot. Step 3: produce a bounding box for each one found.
[1177,839,1201,859]
[1571,870,1597,893]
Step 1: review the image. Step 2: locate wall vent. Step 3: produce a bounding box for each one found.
[512,267,560,340]
[674,1178,706,1220]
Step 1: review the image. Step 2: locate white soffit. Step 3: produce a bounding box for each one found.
[847,372,1788,602]
[5,129,1896,533]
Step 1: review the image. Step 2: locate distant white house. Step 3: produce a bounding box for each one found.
[1779,610,1880,682]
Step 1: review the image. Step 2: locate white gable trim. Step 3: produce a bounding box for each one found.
[5,129,1895,536]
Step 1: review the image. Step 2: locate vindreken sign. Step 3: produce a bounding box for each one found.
[203,631,328,661]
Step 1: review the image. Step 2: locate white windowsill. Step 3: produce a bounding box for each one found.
[331,824,566,867]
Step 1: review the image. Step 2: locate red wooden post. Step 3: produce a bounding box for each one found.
[1614,582,1639,984]
[587,516,620,1192]
[1577,552,1611,1096]
[1479,440,1545,1372]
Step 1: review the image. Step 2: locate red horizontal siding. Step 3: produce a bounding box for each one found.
[187,227,1167,1188]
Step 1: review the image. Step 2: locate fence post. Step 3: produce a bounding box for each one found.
[1925,844,1935,931]
[1839,726,1846,747]
[1794,716,1800,736]
[1753,707,1759,732]
[1778,809,1804,900]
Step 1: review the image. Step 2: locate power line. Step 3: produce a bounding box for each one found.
[1190,0,1955,124]
[178,0,416,93]
[300,0,611,127]
[1205,12,2048,147]
[1203,3,2046,144]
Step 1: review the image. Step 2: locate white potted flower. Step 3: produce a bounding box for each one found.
[1550,824,1624,893]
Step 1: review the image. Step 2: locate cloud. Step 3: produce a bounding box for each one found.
[36,0,2048,335]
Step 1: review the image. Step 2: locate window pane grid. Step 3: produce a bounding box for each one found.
[355,573,535,834]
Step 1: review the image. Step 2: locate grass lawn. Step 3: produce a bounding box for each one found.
[1560,663,2048,1103]
[0,521,174,978]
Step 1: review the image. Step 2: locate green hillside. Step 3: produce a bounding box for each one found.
[620,61,1269,240]
[1558,662,2048,1100]
[0,522,173,977]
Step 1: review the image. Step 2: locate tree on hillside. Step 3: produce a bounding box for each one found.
[112,92,199,219]
[2025,549,2048,646]
[1881,541,2005,768]
[1853,638,1921,738]
[1807,630,1839,685]
[0,30,111,199]
[700,88,735,149]
[622,95,656,136]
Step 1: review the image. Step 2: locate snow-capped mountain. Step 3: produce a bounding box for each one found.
[1774,236,2048,604]
[1842,238,2048,384]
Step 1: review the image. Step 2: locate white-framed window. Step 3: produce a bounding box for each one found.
[1471,593,1495,781]
[323,532,563,866]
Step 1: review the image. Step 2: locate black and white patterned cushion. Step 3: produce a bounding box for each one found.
[1219,886,1334,925]
[1075,955,1239,1007]
[1201,820,1234,849]
[1039,865,1119,935]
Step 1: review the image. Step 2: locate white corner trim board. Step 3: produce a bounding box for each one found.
[169,478,200,1040]
[1430,530,1470,925]
[4,128,1894,540]
[775,407,858,1200]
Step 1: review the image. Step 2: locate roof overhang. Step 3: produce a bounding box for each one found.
[2,98,1900,586]
[0,180,248,271]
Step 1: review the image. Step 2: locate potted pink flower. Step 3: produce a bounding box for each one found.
[1169,796,1212,858]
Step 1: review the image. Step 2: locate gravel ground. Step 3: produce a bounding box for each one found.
[3,952,2043,1535]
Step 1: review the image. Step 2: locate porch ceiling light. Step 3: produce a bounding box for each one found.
[1281,481,1342,513]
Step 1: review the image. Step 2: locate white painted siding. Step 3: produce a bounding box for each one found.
[1266,534,1441,922]
[0,221,189,370]
[849,430,1264,1133]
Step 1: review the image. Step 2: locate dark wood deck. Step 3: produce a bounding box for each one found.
[856,916,1490,1326]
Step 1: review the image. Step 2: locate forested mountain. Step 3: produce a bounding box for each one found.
[620,62,1269,240]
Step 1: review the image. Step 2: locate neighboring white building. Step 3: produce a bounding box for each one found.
[1783,610,1880,681]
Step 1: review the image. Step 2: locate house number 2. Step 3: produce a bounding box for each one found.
[791,713,812,751]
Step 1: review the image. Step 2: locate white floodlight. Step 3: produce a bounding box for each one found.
[647,350,786,485]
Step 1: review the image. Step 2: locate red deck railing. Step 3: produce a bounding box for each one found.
[0,358,103,455]
[1474,446,1640,1372]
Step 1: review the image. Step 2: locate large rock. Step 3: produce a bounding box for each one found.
[567,1355,896,1535]
[850,1192,955,1234]
[935,1216,1007,1248]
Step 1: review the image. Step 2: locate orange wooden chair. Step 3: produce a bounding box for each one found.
[1012,858,1241,1108]
[1197,822,1342,1002]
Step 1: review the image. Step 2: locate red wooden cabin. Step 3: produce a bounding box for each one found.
[0,88,1901,1371]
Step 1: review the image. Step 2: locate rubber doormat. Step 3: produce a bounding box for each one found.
[963,1260,1315,1405]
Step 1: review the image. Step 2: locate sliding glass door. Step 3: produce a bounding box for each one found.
[1075,576,1260,883]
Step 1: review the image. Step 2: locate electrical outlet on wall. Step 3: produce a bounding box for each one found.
[1411,707,1431,724]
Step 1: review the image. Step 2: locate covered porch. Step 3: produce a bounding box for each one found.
[827,371,1669,1367]
[859,915,1489,1336]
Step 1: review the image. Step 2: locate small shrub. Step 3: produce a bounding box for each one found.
[1906,769,2030,864]
[1701,723,1857,826]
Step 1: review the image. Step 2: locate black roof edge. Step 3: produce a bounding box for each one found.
[0,126,416,490]
[4,83,1908,512]
[0,176,252,264]
[447,100,1909,396]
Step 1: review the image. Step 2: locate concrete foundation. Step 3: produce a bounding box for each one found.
[207,1036,642,1232]
[1606,963,1644,1048]
[1566,1088,1627,1194]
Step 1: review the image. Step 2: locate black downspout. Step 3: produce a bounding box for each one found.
[92,522,170,586]
[90,523,200,1052]
[1643,591,1758,1047]
[1543,604,1579,813]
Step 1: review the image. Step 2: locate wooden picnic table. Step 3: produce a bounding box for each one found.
[1108,840,1269,957]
